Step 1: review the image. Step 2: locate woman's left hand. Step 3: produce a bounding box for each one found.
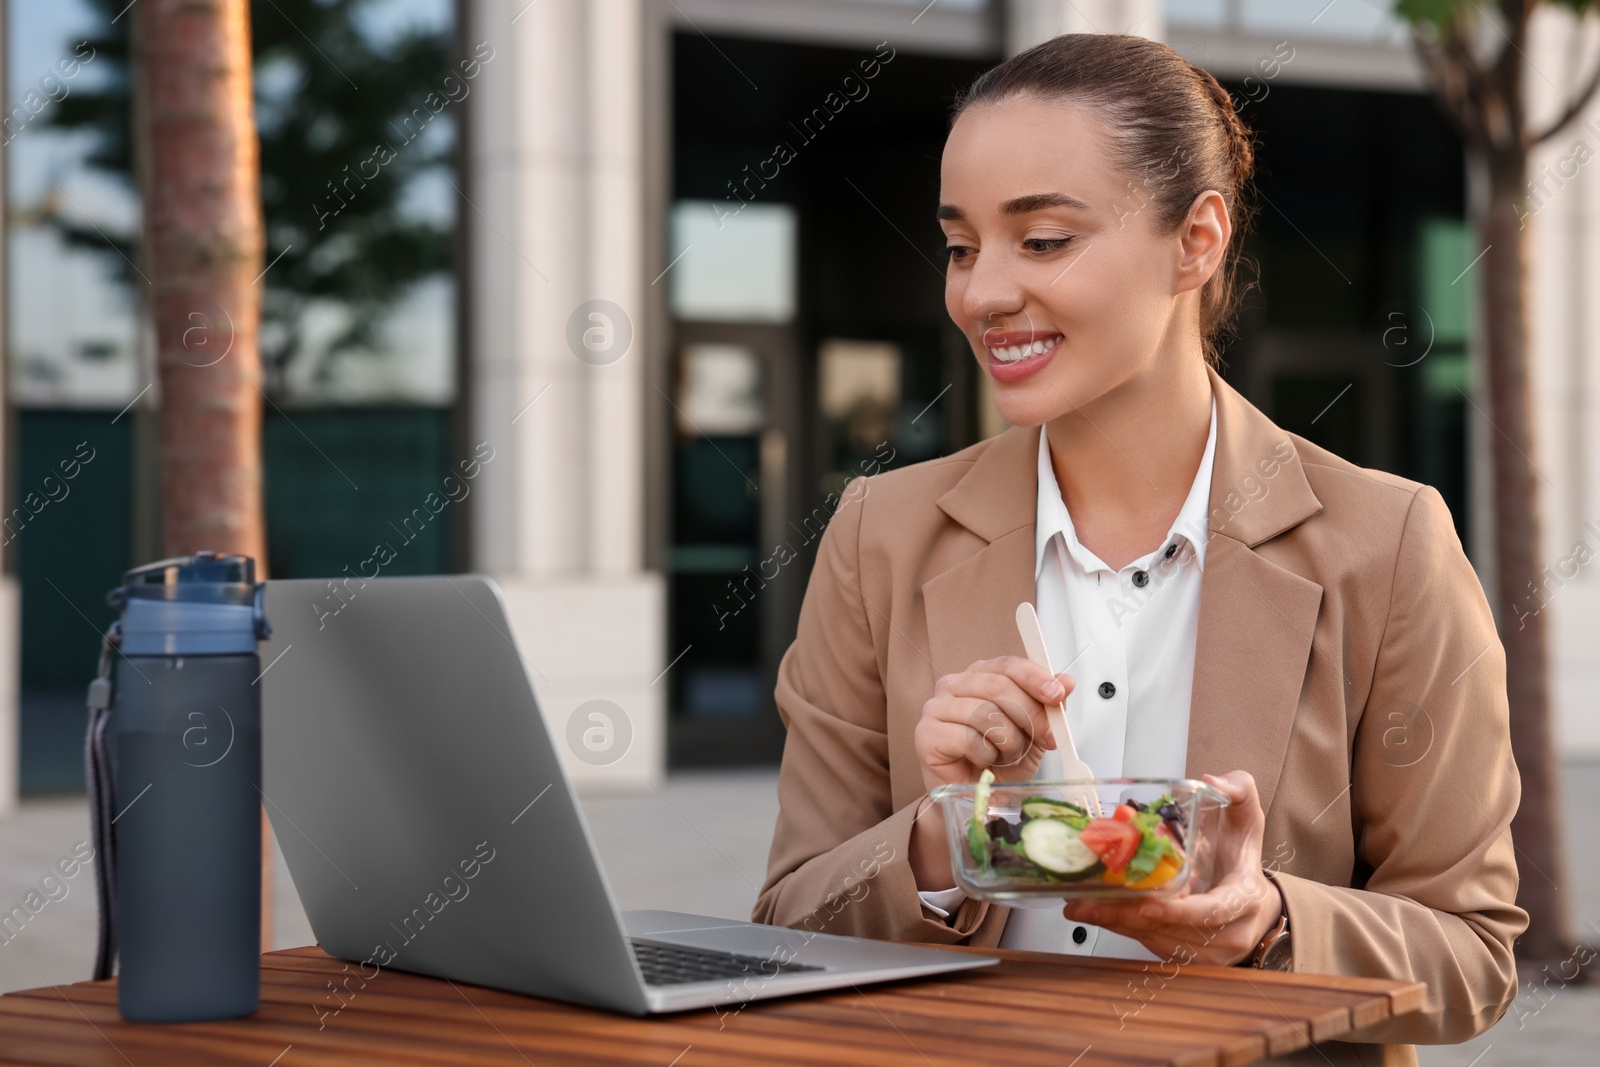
[1061,770,1284,967]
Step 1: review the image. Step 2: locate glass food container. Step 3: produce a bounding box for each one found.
[930,776,1230,905]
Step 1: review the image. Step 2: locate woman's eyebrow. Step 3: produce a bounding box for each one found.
[936,192,1092,222]
[1002,191,1091,215]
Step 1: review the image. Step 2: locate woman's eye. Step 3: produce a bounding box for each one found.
[945,245,974,263]
[1024,237,1074,253]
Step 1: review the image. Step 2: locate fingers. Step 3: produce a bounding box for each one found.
[1203,771,1267,851]
[916,700,993,763]
[963,697,1046,770]
[1129,868,1276,929]
[1061,872,1271,964]
[1062,898,1212,938]
[1059,905,1222,962]
[1114,929,1235,969]
[1202,770,1260,811]
[934,670,1051,760]
[1062,899,1161,933]
[966,656,1073,704]
[915,700,1029,778]
[916,658,1076,785]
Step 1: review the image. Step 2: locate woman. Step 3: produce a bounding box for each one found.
[752,33,1525,1066]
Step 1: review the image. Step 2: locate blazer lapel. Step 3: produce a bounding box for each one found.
[921,424,1039,679]
[1187,536,1323,813]
[1185,369,1325,814]
[921,530,1036,679]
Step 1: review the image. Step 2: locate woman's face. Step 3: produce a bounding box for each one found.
[939,94,1226,426]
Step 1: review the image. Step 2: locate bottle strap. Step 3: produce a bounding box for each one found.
[85,623,120,981]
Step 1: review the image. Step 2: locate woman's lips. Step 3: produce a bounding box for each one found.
[984,333,1062,384]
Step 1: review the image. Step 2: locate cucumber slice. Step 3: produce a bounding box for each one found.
[968,769,996,869]
[1018,818,1100,876]
[973,769,995,821]
[1021,797,1088,820]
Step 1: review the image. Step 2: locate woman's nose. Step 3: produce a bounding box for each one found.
[961,252,1024,326]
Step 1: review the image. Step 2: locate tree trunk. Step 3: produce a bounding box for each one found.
[1480,146,1570,966]
[132,0,271,950]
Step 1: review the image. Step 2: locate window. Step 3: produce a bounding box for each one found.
[668,200,797,323]
[1168,0,1409,42]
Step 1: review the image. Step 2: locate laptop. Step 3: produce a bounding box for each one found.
[261,575,996,1014]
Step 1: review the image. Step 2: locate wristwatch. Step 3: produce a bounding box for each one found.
[1249,892,1293,971]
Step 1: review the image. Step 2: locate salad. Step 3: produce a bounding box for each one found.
[965,769,1188,890]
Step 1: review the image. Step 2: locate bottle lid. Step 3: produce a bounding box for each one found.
[109,552,270,656]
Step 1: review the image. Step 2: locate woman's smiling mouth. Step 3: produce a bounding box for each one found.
[983,331,1062,382]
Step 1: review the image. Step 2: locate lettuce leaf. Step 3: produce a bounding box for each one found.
[1123,833,1172,883]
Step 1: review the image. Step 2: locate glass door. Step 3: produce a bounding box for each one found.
[664,201,802,765]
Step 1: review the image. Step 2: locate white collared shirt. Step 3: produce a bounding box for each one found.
[919,398,1217,959]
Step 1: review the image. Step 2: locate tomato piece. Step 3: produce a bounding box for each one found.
[1078,817,1142,873]
[1113,803,1137,823]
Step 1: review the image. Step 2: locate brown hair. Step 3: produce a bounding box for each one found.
[952,34,1258,364]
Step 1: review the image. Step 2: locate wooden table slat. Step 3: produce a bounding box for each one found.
[0,993,782,1067]
[12,973,1011,1067]
[922,961,1391,1017]
[886,979,1285,1063]
[933,951,1424,1034]
[755,993,1226,1067]
[254,952,1342,1056]
[933,945,1428,1018]
[907,963,1387,1047]
[0,944,1426,1067]
[254,971,1187,1067]
[0,987,884,1067]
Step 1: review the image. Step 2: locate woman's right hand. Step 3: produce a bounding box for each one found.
[909,657,1074,894]
[915,655,1075,895]
[913,656,1074,793]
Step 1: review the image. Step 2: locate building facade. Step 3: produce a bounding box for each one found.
[457,0,1600,791]
[2,0,1596,809]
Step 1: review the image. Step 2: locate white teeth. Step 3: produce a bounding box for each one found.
[988,336,1059,362]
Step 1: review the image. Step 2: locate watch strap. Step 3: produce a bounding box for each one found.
[1249,873,1291,970]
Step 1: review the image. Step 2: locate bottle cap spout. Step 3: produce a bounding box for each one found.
[109,553,269,656]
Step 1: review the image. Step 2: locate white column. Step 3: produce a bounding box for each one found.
[586,0,646,578]
[1005,0,1164,53]
[0,582,15,816]
[467,0,664,787]
[1525,8,1600,759]
[0,10,16,817]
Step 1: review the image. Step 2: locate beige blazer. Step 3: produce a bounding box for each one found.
[753,368,1526,1066]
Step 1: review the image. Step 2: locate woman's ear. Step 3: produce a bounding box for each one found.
[1175,189,1231,295]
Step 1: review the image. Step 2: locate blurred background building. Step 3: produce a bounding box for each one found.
[1,0,1596,809]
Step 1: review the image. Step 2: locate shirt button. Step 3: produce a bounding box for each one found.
[1132,570,1149,587]
[1164,543,1178,559]
[1072,925,1088,944]
[1098,681,1116,699]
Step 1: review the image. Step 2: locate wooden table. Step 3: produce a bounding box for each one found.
[0,945,1424,1066]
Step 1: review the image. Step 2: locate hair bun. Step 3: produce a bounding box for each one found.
[1188,63,1255,189]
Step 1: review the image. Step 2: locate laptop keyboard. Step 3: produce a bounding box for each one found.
[628,938,824,987]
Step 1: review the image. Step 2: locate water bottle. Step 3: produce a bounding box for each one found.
[87,552,271,1021]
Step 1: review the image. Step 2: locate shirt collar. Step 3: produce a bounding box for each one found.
[1034,395,1218,579]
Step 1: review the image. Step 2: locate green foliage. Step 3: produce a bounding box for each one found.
[1393,0,1460,28]
[42,0,454,383]
[1394,0,1600,27]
